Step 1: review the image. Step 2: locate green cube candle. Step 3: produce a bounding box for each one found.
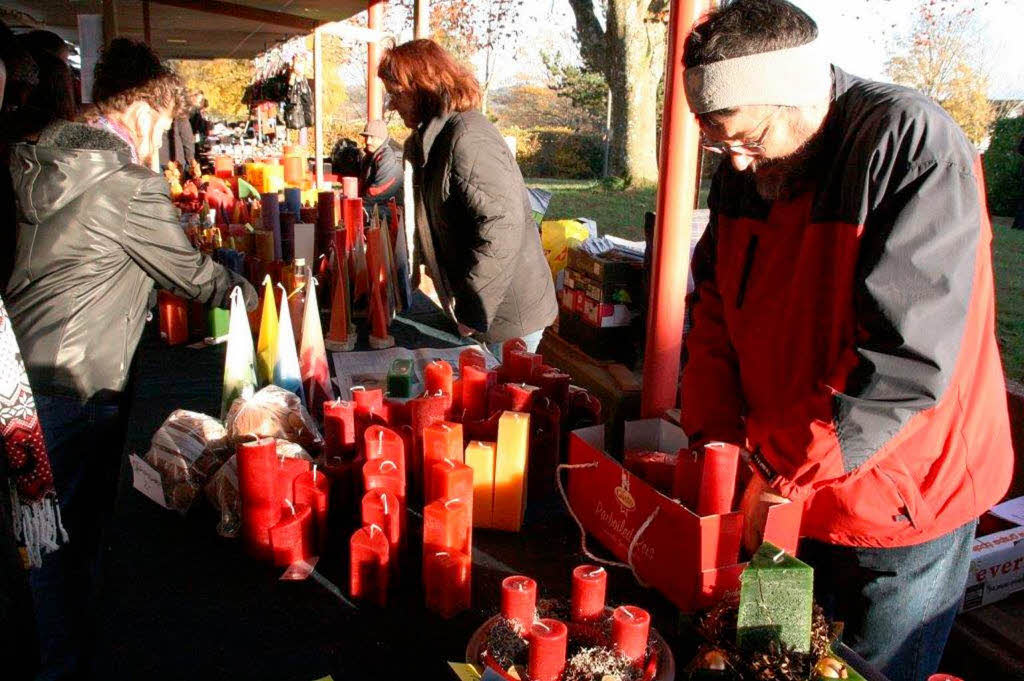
[736,542,813,654]
[387,358,414,398]
[208,307,230,340]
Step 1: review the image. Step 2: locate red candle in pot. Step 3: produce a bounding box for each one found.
[462,365,496,422]
[424,549,471,619]
[570,565,607,623]
[612,605,651,664]
[323,399,356,459]
[268,500,314,567]
[528,619,568,681]
[429,458,474,506]
[696,442,740,516]
[500,575,537,633]
[424,359,454,395]
[350,524,390,606]
[363,457,405,504]
[422,421,464,500]
[237,438,280,560]
[293,465,331,555]
[361,489,402,553]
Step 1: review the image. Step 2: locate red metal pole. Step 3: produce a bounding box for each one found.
[641,0,707,418]
[367,0,385,121]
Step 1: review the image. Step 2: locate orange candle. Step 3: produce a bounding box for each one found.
[492,411,530,532]
[464,441,496,528]
[422,421,464,500]
[423,497,471,556]
[429,458,473,507]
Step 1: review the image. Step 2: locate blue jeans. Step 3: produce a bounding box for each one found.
[29,395,124,681]
[800,520,976,681]
[487,328,545,360]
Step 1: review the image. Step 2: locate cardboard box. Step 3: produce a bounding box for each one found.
[580,296,634,328]
[961,499,1024,611]
[566,419,802,612]
[567,247,641,283]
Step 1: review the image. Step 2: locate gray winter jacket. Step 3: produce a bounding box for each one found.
[5,120,251,400]
[407,110,557,344]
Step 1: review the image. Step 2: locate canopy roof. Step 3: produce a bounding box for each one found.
[2,0,366,59]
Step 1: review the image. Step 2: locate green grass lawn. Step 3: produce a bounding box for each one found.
[529,179,1024,381]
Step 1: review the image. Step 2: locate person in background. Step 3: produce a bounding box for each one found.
[189,90,210,155]
[379,39,557,355]
[5,38,256,680]
[17,30,71,65]
[358,119,403,206]
[158,112,195,171]
[678,2,1012,680]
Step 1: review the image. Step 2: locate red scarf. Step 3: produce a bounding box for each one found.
[1,295,66,567]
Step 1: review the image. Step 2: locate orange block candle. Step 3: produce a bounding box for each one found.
[429,458,473,507]
[423,497,472,557]
[464,441,496,528]
[492,411,530,532]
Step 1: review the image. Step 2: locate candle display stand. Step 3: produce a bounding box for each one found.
[325,330,358,352]
[466,612,676,681]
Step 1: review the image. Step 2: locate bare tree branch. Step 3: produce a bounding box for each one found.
[566,0,608,74]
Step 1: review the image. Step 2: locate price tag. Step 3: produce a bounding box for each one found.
[129,454,169,509]
[447,662,482,681]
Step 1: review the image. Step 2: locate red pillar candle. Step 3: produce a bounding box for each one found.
[268,500,314,567]
[323,399,356,459]
[322,454,361,520]
[462,365,496,422]
[424,549,471,619]
[696,442,740,516]
[423,497,472,556]
[571,565,608,623]
[350,524,390,606]
[459,347,487,374]
[527,619,568,681]
[237,438,280,560]
[293,465,331,555]
[363,425,406,471]
[500,575,537,633]
[422,421,464,500]
[424,359,454,395]
[672,447,701,510]
[489,383,538,414]
[351,386,384,416]
[382,398,410,427]
[363,457,406,504]
[502,337,528,365]
[409,393,449,493]
[536,368,571,412]
[429,458,474,506]
[611,605,651,664]
[361,489,402,553]
[505,350,542,385]
[275,456,313,508]
[624,449,678,495]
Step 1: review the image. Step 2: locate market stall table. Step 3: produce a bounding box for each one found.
[90,297,887,681]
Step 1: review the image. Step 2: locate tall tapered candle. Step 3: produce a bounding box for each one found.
[500,575,537,632]
[294,465,330,554]
[696,442,740,516]
[325,229,355,351]
[464,441,496,528]
[272,284,304,400]
[528,619,568,681]
[612,606,651,664]
[492,411,530,532]
[571,565,607,622]
[255,276,278,385]
[220,287,257,419]
[299,276,334,419]
[350,524,389,606]
[424,549,471,619]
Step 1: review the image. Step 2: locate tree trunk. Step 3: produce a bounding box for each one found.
[569,0,667,186]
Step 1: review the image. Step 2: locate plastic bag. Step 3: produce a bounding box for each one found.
[205,453,240,537]
[145,410,230,513]
[224,385,324,452]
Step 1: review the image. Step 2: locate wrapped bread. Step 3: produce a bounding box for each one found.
[224,385,324,452]
[145,410,230,513]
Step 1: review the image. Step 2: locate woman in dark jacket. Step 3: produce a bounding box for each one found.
[379,40,556,354]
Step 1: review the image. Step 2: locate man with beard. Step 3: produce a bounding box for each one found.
[679,2,1012,681]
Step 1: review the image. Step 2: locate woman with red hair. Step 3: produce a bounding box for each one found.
[380,39,556,354]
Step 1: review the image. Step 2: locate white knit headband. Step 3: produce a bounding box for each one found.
[683,39,831,114]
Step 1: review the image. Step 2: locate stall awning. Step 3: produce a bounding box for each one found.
[2,0,366,59]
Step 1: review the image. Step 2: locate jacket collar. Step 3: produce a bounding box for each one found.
[417,110,460,166]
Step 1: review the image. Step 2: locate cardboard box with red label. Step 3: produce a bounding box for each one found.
[566,419,803,613]
[580,296,634,328]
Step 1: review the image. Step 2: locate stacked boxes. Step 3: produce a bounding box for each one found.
[558,247,643,363]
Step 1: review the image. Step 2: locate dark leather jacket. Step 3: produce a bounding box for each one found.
[5,120,249,400]
[406,110,557,343]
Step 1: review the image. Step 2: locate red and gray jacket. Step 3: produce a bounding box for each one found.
[681,68,1013,548]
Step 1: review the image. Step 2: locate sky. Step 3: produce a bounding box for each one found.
[483,0,1024,99]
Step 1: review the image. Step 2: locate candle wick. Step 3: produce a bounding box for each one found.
[381,460,397,472]
[369,523,381,537]
[445,498,461,508]
[351,385,365,393]
[312,463,318,482]
[444,459,455,469]
[435,551,449,557]
[285,499,296,515]
[441,424,450,431]
[772,548,786,563]
[620,606,636,620]
[534,620,550,634]
[587,567,605,578]
[380,491,389,516]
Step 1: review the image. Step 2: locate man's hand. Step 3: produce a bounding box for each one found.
[739,472,789,555]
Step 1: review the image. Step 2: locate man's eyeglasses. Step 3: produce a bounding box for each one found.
[700,108,778,157]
